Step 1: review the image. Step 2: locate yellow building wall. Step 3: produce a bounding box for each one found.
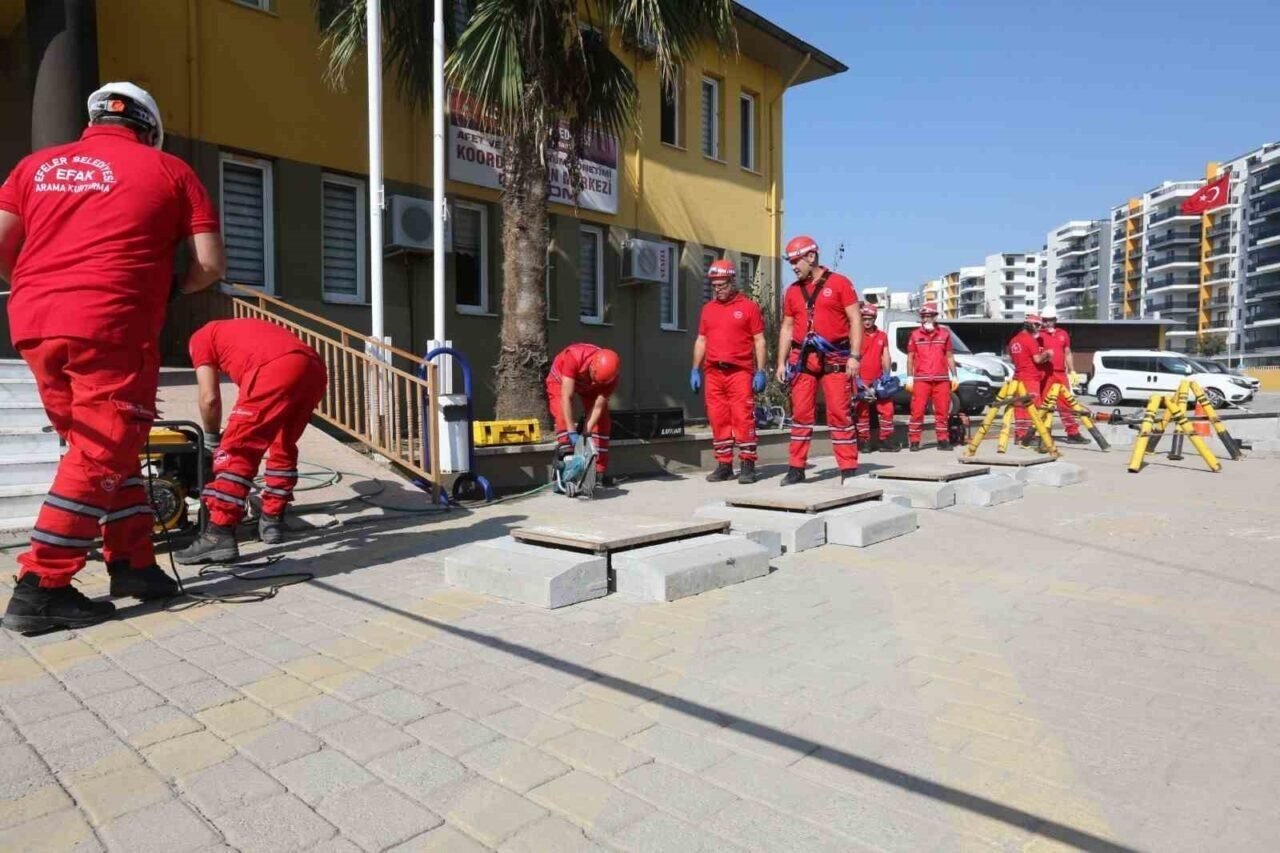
[96,0,780,259]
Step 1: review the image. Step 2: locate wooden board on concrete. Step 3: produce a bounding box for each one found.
[513,515,730,555]
[960,453,1054,468]
[726,486,882,514]
[872,465,990,482]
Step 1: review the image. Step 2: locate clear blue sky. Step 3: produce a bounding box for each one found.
[749,0,1280,292]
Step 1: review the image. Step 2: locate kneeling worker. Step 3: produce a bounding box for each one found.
[546,343,620,479]
[177,318,327,564]
[691,260,767,483]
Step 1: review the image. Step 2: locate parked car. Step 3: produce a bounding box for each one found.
[1185,357,1261,392]
[1086,350,1254,408]
[966,352,1013,384]
[883,320,994,415]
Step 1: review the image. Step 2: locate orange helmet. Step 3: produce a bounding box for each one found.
[784,235,819,262]
[919,301,939,316]
[860,303,878,318]
[589,348,620,385]
[707,259,736,281]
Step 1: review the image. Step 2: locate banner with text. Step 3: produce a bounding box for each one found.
[448,90,619,215]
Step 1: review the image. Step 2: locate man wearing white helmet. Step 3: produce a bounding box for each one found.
[1037,306,1087,444]
[0,82,225,634]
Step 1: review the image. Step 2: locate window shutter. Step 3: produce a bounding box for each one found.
[223,162,268,287]
[579,230,599,318]
[322,181,359,297]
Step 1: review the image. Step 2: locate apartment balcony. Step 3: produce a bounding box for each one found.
[1247,247,1280,275]
[1207,239,1234,260]
[1147,273,1200,291]
[1245,304,1280,325]
[1248,195,1280,221]
[1207,219,1234,239]
[1148,207,1198,227]
[1251,163,1280,194]
[1245,272,1280,300]
[1209,295,1231,307]
[1057,262,1088,275]
[1147,229,1201,248]
[1251,222,1280,247]
[1147,250,1201,272]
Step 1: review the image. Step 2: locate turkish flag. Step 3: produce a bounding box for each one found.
[1181,172,1231,215]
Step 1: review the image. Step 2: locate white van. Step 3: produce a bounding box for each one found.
[1086,349,1255,408]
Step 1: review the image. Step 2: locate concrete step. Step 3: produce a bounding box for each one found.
[952,473,1024,507]
[822,501,918,547]
[0,379,40,402]
[0,453,60,486]
[612,533,770,603]
[1024,461,1087,487]
[0,483,48,521]
[444,536,608,609]
[0,360,33,381]
[848,475,956,509]
[0,427,60,455]
[693,503,826,554]
[0,401,52,428]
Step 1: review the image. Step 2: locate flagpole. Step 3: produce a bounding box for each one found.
[367,0,385,347]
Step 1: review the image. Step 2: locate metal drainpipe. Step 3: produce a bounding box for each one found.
[28,0,98,150]
[767,53,809,303]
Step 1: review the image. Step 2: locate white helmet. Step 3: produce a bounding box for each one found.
[87,82,164,150]
[1041,306,1058,320]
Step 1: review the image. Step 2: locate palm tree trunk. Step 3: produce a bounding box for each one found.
[494,128,551,423]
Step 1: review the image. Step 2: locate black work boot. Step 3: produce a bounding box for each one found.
[882,438,900,453]
[107,561,179,600]
[737,460,757,484]
[175,524,239,566]
[1065,434,1089,445]
[259,512,286,545]
[3,574,116,635]
[909,443,921,452]
[839,468,859,485]
[705,462,735,483]
[780,467,806,486]
[937,440,952,451]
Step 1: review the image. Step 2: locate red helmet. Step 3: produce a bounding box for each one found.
[860,303,878,318]
[919,301,939,316]
[707,259,736,281]
[589,348,620,385]
[1025,312,1042,325]
[784,235,819,262]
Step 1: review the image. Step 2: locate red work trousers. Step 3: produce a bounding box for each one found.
[17,338,158,587]
[204,353,327,527]
[1013,374,1042,440]
[854,396,895,442]
[1041,371,1080,435]
[908,380,950,445]
[788,366,857,471]
[545,378,610,474]
[705,366,757,464]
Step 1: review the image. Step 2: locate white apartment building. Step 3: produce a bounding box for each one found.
[957,266,987,318]
[983,251,1040,320]
[1046,220,1105,318]
[861,286,890,307]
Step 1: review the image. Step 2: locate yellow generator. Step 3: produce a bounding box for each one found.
[141,421,209,534]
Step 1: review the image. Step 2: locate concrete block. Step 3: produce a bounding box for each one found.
[1095,424,1135,448]
[952,473,1024,507]
[883,494,913,508]
[693,503,825,553]
[848,475,955,509]
[1023,460,1087,487]
[821,502,918,547]
[612,533,770,602]
[444,536,607,609]
[724,523,783,558]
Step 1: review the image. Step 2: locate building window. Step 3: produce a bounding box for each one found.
[700,76,720,159]
[546,243,558,321]
[739,92,756,170]
[321,175,366,304]
[579,225,604,322]
[739,254,757,288]
[220,154,274,293]
[453,201,487,313]
[231,0,274,11]
[661,70,681,147]
[701,249,718,301]
[1004,271,1014,282]
[452,0,472,40]
[659,243,681,330]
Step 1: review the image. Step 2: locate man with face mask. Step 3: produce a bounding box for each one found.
[775,236,863,485]
[1037,307,1088,444]
[1007,312,1052,443]
[854,303,896,451]
[906,303,958,450]
[691,260,767,483]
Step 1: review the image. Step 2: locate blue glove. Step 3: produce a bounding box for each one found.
[752,370,767,394]
[566,431,580,448]
[690,368,702,393]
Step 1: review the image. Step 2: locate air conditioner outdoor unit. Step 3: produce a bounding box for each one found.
[621,237,670,285]
[386,194,452,253]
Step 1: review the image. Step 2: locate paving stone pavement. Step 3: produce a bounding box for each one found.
[2,444,1280,852]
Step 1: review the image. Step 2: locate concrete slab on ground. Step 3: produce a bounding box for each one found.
[693,503,826,553]
[725,485,881,514]
[443,536,608,609]
[870,464,990,482]
[511,516,729,554]
[952,473,1024,507]
[959,452,1053,468]
[1023,460,1088,487]
[848,474,956,509]
[611,533,770,602]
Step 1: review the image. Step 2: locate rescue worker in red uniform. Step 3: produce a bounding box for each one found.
[906,302,958,451]
[1007,312,1051,443]
[546,344,620,478]
[175,319,328,565]
[1037,307,1088,444]
[853,303,897,451]
[691,259,767,484]
[0,83,224,633]
[775,236,863,485]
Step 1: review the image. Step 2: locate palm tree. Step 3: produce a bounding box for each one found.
[313,0,737,419]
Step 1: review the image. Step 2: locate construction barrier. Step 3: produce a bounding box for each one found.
[964,380,1059,458]
[1126,379,1241,473]
[1037,383,1111,451]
